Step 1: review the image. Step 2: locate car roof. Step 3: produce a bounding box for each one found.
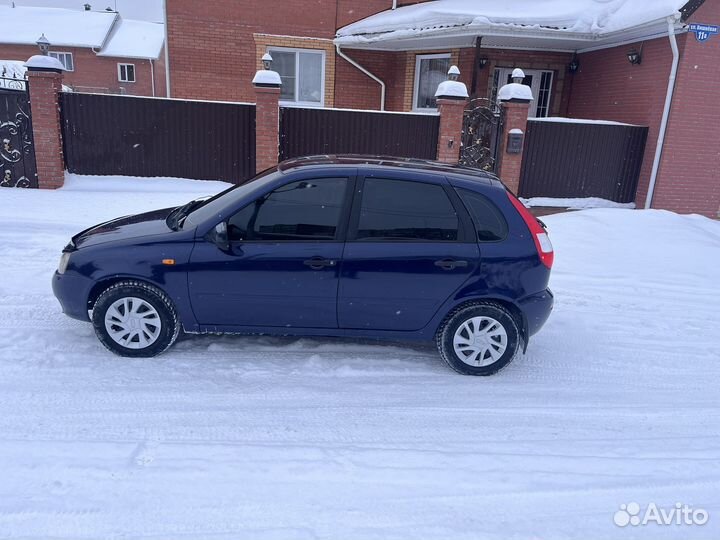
[277,154,503,188]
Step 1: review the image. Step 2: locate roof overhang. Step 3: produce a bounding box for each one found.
[335,18,684,53]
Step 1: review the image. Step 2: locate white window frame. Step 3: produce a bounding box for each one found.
[412,53,451,113]
[117,63,136,83]
[494,67,554,118]
[268,47,325,107]
[48,51,74,72]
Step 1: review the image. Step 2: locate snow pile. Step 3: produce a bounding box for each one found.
[522,196,636,209]
[497,82,534,101]
[434,79,469,98]
[0,174,718,538]
[532,116,638,126]
[252,70,282,86]
[336,0,686,45]
[24,54,65,71]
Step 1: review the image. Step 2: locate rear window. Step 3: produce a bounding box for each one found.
[457,189,508,242]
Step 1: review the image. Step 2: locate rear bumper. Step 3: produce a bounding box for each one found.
[519,288,554,337]
[52,271,92,322]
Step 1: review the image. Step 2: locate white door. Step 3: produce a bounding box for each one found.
[496,68,553,118]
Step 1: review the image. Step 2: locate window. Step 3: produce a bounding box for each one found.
[268,48,324,105]
[227,178,347,241]
[356,178,459,241]
[492,67,554,118]
[457,189,508,242]
[118,63,136,83]
[413,53,451,111]
[48,52,73,71]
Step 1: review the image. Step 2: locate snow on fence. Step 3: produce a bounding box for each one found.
[279,106,439,162]
[518,117,648,203]
[60,92,257,183]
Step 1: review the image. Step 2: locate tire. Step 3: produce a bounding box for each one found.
[436,302,520,376]
[91,280,180,358]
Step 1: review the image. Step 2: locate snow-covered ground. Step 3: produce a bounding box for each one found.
[0,174,719,539]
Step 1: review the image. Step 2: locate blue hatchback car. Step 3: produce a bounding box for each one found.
[53,156,554,375]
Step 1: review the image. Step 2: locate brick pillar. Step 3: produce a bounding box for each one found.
[27,67,65,189]
[497,100,531,194]
[253,82,280,174]
[436,97,468,164]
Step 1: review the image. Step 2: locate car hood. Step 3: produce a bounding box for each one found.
[72,207,175,249]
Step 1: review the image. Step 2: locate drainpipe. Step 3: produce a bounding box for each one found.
[149,58,156,96]
[336,44,386,110]
[645,15,681,209]
[392,0,397,8]
[162,0,171,97]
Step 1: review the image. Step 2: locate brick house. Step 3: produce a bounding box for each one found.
[0,4,166,97]
[169,0,716,217]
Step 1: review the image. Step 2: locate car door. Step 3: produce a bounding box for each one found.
[188,175,353,329]
[338,172,479,331]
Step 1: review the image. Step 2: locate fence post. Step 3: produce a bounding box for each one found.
[497,68,533,194]
[25,55,65,189]
[252,58,282,174]
[435,66,468,164]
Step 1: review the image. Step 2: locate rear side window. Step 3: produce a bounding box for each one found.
[457,189,508,242]
[356,178,459,241]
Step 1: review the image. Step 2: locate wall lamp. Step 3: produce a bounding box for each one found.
[627,44,643,65]
[568,54,580,74]
[478,57,489,69]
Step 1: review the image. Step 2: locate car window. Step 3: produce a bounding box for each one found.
[457,189,508,242]
[356,178,459,241]
[228,177,347,241]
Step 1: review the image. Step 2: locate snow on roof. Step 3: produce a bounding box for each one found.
[12,0,164,23]
[0,5,117,48]
[336,0,687,46]
[97,19,165,59]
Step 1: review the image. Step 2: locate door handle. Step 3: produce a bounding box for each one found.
[303,257,336,270]
[434,259,468,270]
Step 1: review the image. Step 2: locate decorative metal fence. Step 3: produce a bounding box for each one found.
[279,106,439,161]
[518,119,649,203]
[60,93,256,183]
[0,82,37,189]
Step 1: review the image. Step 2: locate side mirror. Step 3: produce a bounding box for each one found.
[208,221,230,251]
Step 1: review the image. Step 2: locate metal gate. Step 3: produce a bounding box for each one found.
[460,98,503,173]
[0,76,37,189]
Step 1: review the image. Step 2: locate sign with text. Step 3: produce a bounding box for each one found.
[689,23,719,43]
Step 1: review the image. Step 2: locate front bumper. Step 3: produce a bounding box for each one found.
[52,271,93,322]
[519,288,554,337]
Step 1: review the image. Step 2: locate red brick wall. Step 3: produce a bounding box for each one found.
[567,36,683,207]
[653,1,720,217]
[27,70,65,188]
[334,49,405,111]
[166,0,393,102]
[0,44,160,96]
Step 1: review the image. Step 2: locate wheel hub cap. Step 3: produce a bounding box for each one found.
[453,316,508,367]
[104,297,162,349]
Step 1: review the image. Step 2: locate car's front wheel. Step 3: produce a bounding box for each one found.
[91,280,180,357]
[437,302,520,376]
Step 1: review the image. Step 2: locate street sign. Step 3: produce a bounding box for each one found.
[688,23,719,43]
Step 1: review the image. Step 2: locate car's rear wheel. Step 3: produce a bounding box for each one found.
[437,302,520,376]
[91,280,180,357]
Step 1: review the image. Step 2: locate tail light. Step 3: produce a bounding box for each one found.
[506,192,554,268]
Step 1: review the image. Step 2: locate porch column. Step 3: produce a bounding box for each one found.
[25,55,66,189]
[497,68,533,194]
[252,58,282,174]
[435,66,469,164]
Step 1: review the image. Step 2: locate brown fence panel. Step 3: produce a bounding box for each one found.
[518,119,648,203]
[280,106,439,161]
[60,93,255,183]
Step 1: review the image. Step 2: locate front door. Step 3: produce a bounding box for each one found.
[188,176,351,328]
[338,175,479,332]
[495,67,554,118]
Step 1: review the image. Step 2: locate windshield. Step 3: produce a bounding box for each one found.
[181,168,284,230]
